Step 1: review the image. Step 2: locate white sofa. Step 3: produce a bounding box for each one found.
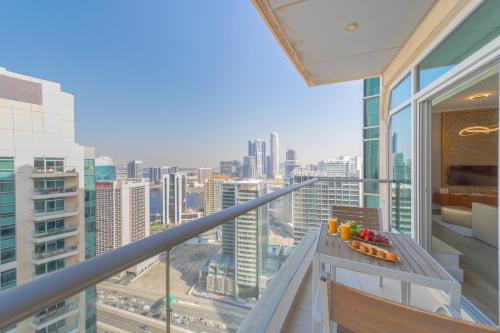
[472,203,498,248]
[441,205,472,227]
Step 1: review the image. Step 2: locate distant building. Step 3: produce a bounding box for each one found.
[270,132,279,178]
[248,139,266,177]
[181,209,202,223]
[198,167,212,185]
[115,166,128,180]
[221,179,267,299]
[162,172,187,225]
[284,149,299,177]
[95,179,150,255]
[317,156,361,177]
[127,160,143,179]
[95,156,116,181]
[220,160,241,178]
[292,172,361,244]
[204,176,230,215]
[200,254,235,297]
[242,156,257,178]
[148,167,162,184]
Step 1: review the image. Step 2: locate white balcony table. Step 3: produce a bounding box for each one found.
[313,223,462,332]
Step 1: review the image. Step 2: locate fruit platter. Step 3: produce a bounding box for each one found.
[348,240,400,262]
[346,221,391,246]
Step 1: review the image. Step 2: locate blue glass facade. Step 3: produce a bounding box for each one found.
[84,159,97,333]
[95,165,116,181]
[362,78,380,209]
[0,157,16,291]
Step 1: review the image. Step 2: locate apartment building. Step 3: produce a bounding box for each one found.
[203,175,230,216]
[219,160,241,178]
[95,179,150,255]
[0,68,90,332]
[162,172,187,225]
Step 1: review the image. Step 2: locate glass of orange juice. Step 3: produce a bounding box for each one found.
[340,224,351,241]
[328,218,338,234]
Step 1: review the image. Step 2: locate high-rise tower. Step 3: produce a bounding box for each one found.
[270,132,279,179]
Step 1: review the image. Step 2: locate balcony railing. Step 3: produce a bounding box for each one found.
[32,246,78,261]
[32,206,78,219]
[0,178,317,331]
[31,302,78,326]
[31,166,78,176]
[32,187,77,196]
[32,226,78,240]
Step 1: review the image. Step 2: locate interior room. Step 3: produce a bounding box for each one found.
[431,71,499,324]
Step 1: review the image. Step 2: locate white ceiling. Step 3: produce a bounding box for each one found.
[433,74,499,112]
[266,0,435,85]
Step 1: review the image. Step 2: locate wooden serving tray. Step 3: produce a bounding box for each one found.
[348,240,400,262]
[352,235,392,247]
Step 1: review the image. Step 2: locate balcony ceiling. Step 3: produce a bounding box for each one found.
[253,0,436,86]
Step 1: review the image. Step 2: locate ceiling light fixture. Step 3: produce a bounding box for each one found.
[469,93,489,100]
[345,22,358,32]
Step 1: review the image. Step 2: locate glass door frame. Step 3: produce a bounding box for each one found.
[415,53,500,324]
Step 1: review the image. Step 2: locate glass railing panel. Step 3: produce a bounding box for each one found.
[94,252,167,333]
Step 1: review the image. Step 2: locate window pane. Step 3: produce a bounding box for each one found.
[389,73,411,109]
[418,0,500,90]
[390,106,412,234]
[364,97,380,127]
[364,77,380,96]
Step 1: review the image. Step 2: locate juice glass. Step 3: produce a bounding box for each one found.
[328,218,338,234]
[340,224,351,241]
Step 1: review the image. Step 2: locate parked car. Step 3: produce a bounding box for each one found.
[128,307,135,312]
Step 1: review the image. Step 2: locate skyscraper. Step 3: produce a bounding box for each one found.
[284,149,299,177]
[221,180,267,299]
[248,139,266,177]
[0,68,91,332]
[220,160,241,178]
[95,156,116,181]
[270,132,279,179]
[127,160,143,179]
[162,172,187,225]
[198,167,212,185]
[95,179,150,255]
[148,167,162,184]
[203,176,230,216]
[242,156,257,178]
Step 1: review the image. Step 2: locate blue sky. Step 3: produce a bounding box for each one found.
[0,1,362,167]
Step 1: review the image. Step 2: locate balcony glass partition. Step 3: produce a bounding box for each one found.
[390,106,412,235]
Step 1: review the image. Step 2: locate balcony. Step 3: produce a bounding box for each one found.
[31,166,78,178]
[0,179,497,333]
[31,226,79,243]
[31,303,78,329]
[31,207,78,221]
[31,246,78,264]
[31,187,78,199]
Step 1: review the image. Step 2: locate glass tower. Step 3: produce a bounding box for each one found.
[84,159,97,332]
[362,77,381,208]
[0,157,16,291]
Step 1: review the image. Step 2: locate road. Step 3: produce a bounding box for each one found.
[97,285,243,332]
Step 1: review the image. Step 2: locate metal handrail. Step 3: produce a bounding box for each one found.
[0,178,317,329]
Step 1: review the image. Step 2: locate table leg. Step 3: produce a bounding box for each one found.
[401,281,411,305]
[331,265,337,333]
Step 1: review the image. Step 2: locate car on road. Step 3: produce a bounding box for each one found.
[189,316,196,322]
[218,323,226,329]
[174,319,182,325]
[138,300,145,304]
[172,312,179,318]
[138,325,149,331]
[206,321,214,327]
[142,305,151,311]
[128,307,135,312]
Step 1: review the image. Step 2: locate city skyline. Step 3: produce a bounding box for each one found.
[0,1,363,167]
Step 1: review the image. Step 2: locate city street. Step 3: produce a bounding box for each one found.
[97,285,243,333]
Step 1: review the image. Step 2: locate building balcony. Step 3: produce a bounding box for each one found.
[31,246,78,264]
[31,187,78,199]
[31,303,79,329]
[31,227,79,243]
[31,207,78,221]
[30,166,78,178]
